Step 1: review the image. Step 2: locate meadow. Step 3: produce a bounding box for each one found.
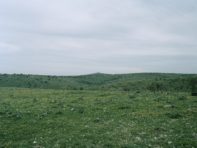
[0,73,197,147]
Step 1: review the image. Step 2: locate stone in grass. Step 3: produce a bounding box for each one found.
[33,140,37,144]
[93,117,100,123]
[70,107,84,114]
[135,136,142,141]
[168,141,172,145]
[163,104,175,108]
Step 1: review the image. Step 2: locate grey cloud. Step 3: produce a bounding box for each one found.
[0,0,196,75]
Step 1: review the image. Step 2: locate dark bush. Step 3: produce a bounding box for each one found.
[190,77,197,95]
[147,82,166,92]
[166,112,182,119]
[178,96,187,100]
[191,92,197,96]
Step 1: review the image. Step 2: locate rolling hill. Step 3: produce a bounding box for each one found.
[0,73,196,92]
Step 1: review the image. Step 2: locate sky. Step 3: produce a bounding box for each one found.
[0,0,197,75]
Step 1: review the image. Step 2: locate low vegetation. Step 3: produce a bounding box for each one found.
[0,73,196,147]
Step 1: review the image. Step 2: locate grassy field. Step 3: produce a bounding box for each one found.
[0,87,197,147]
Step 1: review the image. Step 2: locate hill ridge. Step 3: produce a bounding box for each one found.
[0,73,196,92]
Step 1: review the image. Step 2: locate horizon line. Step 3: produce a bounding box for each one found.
[0,72,196,77]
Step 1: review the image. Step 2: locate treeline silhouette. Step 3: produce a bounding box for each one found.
[0,73,196,93]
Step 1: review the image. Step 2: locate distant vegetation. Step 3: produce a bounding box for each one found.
[0,73,196,92]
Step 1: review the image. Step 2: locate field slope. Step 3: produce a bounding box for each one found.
[0,73,197,147]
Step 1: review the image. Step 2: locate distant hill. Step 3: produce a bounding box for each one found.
[0,73,196,92]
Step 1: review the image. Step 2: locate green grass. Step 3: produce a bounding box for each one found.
[0,87,196,147]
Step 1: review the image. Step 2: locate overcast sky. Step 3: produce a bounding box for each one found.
[0,0,197,75]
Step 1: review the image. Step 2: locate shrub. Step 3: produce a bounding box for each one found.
[178,96,186,100]
[165,112,182,119]
[147,82,166,92]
